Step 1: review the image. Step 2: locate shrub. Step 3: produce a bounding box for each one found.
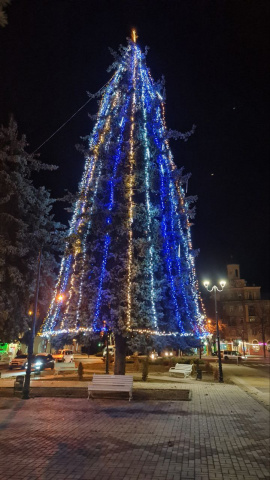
[125,358,134,364]
[142,358,149,381]
[213,365,219,381]
[204,361,212,374]
[78,362,84,381]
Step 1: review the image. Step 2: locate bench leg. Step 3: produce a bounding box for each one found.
[129,391,132,402]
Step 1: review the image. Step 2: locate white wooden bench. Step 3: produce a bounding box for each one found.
[88,374,133,401]
[54,362,77,375]
[169,363,193,378]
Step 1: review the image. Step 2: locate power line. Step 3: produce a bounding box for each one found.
[32,76,114,154]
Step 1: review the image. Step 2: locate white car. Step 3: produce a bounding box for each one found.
[221,350,246,361]
[52,349,74,363]
[149,351,158,360]
[102,346,115,361]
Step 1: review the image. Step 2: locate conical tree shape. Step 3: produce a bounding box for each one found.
[41,37,206,347]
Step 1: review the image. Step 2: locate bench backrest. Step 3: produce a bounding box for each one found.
[174,363,192,369]
[92,374,133,386]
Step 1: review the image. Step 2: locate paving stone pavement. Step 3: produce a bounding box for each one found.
[0,383,269,480]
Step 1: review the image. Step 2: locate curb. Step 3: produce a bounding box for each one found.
[230,376,270,411]
[0,386,191,401]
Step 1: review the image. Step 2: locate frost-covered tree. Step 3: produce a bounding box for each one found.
[41,36,207,374]
[0,118,64,341]
[0,0,10,27]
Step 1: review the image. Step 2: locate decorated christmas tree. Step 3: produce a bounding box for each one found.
[41,32,207,373]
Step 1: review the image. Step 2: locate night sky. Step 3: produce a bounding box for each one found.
[0,0,269,293]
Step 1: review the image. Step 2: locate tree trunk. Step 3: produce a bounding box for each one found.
[114,334,126,375]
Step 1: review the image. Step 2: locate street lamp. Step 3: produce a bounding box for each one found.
[22,250,42,399]
[203,279,226,383]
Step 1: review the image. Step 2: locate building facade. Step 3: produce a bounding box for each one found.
[217,264,270,356]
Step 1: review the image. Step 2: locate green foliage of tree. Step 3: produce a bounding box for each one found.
[0,0,10,28]
[0,118,65,341]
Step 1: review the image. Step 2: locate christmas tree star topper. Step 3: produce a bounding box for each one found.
[132,29,138,43]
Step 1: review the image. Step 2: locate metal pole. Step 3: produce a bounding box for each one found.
[105,334,109,374]
[22,250,42,399]
[214,287,224,383]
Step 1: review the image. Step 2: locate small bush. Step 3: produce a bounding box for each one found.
[204,361,212,374]
[213,365,219,381]
[78,362,84,380]
[125,358,134,364]
[142,358,149,381]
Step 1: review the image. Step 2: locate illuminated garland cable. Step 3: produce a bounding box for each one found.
[75,158,103,325]
[155,79,207,332]
[145,67,206,335]
[145,64,204,336]
[41,67,127,335]
[153,102,197,333]
[126,43,138,330]
[92,92,131,330]
[158,100,207,334]
[41,71,124,335]
[140,66,184,334]
[138,49,158,329]
[42,116,112,334]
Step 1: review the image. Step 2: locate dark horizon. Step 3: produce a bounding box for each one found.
[0,0,269,293]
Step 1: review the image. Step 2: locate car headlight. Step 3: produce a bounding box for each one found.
[35,361,42,367]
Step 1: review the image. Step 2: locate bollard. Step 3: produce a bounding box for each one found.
[14,375,25,393]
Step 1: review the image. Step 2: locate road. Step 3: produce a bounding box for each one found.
[0,354,103,379]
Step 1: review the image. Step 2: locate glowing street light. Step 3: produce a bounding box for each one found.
[203,280,226,383]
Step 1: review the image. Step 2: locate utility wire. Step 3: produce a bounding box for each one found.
[32,76,114,154]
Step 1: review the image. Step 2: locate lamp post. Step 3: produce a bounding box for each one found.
[22,249,42,399]
[203,280,226,383]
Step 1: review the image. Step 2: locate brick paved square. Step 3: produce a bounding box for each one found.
[0,383,269,480]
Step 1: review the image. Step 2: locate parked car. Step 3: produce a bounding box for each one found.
[9,354,32,370]
[221,350,246,361]
[52,349,74,363]
[149,351,158,360]
[102,346,115,362]
[162,349,174,357]
[26,353,55,371]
